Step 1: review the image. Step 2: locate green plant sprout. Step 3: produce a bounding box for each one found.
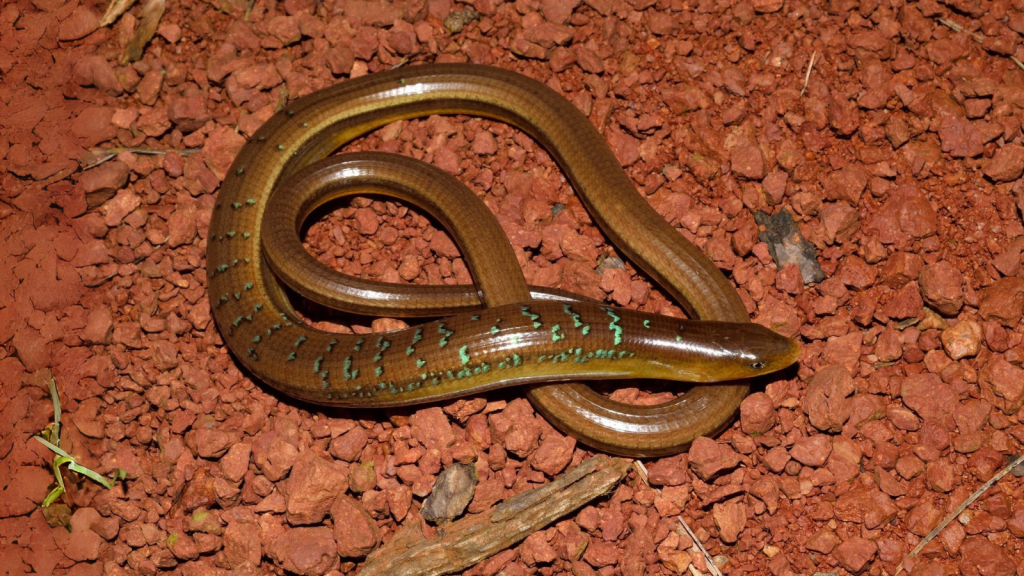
[33,377,125,507]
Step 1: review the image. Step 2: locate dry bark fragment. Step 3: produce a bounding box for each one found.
[358,455,631,576]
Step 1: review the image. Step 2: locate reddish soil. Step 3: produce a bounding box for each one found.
[3,0,1024,575]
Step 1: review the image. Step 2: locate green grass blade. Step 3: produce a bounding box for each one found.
[33,436,72,459]
[67,462,115,489]
[46,377,61,432]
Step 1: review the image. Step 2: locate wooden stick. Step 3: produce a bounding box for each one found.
[893,453,1024,576]
[358,455,633,576]
[799,51,817,97]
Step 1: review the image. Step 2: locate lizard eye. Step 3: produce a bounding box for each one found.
[750,361,766,370]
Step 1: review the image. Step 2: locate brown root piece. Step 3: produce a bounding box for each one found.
[358,455,632,576]
[121,0,165,64]
[100,0,137,27]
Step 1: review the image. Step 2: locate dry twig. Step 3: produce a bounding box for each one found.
[82,146,200,170]
[893,453,1024,576]
[937,17,984,42]
[100,0,137,26]
[633,461,723,576]
[799,51,817,97]
[358,455,632,576]
[122,0,165,64]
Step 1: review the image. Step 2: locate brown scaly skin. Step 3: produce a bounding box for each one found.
[207,64,800,457]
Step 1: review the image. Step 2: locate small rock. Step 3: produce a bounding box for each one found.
[220,443,251,483]
[834,537,878,574]
[711,501,746,544]
[410,407,456,450]
[803,365,855,433]
[101,190,140,227]
[421,463,477,523]
[983,144,1024,182]
[919,261,964,316]
[64,529,104,561]
[267,526,338,576]
[940,320,982,359]
[347,461,376,494]
[979,357,1024,415]
[80,308,113,344]
[202,127,246,181]
[979,278,1024,327]
[286,453,349,525]
[645,453,689,486]
[730,145,765,180]
[789,435,832,467]
[881,281,924,320]
[530,435,575,476]
[330,494,380,558]
[329,427,368,462]
[901,373,957,422]
[959,536,1016,576]
[81,162,130,198]
[834,487,898,529]
[167,92,211,133]
[167,531,199,561]
[688,437,740,481]
[806,528,840,554]
[824,165,869,206]
[739,392,775,435]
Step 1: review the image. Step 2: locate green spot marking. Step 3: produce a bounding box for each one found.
[459,345,470,365]
[563,304,583,328]
[254,303,263,312]
[551,324,564,342]
[231,202,242,210]
[471,315,480,321]
[412,328,423,345]
[314,357,323,372]
[236,168,244,175]
[416,358,426,368]
[226,231,236,238]
[295,335,307,347]
[252,335,261,343]
[326,339,338,352]
[512,353,522,367]
[246,199,256,205]
[603,307,623,346]
[232,316,243,327]
[244,282,253,290]
[277,144,285,150]
[521,305,542,328]
[583,325,591,335]
[643,319,651,329]
[343,357,354,380]
[375,366,383,377]
[374,339,391,362]
[243,232,251,239]
[354,338,364,351]
[438,323,454,347]
[287,352,296,361]
[216,264,228,273]
[675,335,683,342]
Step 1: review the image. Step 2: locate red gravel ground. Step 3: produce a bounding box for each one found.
[4,0,1024,575]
